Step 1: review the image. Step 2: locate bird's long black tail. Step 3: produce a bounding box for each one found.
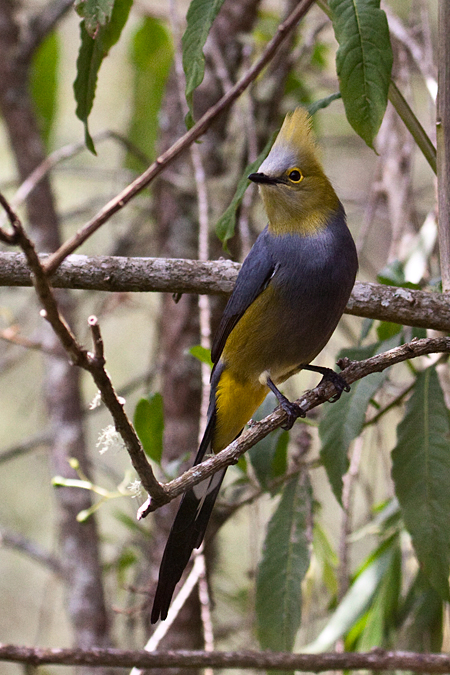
[151,412,226,623]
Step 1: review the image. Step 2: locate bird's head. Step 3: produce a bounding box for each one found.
[249,108,340,235]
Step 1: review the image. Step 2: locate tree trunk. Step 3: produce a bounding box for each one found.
[0,3,111,671]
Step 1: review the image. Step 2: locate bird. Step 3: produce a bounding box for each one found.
[151,107,358,622]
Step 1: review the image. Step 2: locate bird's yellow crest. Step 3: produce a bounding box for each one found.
[273,107,316,157]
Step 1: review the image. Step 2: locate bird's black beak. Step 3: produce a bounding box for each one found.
[248,172,280,185]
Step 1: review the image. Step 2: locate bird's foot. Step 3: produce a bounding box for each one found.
[301,364,350,402]
[325,370,350,402]
[266,376,305,430]
[279,399,306,430]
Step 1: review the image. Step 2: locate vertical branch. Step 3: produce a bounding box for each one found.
[337,436,363,600]
[169,0,214,651]
[168,0,212,440]
[193,145,212,438]
[437,0,450,292]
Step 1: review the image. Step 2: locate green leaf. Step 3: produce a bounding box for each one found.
[376,320,402,341]
[74,0,132,153]
[74,22,103,153]
[182,0,226,127]
[115,546,138,586]
[303,546,392,653]
[355,542,401,650]
[329,0,393,148]
[75,0,114,36]
[215,132,277,248]
[391,366,450,600]
[319,337,399,504]
[271,430,289,482]
[133,393,164,464]
[113,510,151,536]
[126,17,173,170]
[102,0,132,51]
[312,523,338,597]
[30,32,59,149]
[377,259,420,289]
[188,344,213,367]
[249,394,289,492]
[256,473,312,653]
[398,570,443,653]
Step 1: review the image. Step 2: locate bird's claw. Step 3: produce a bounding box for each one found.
[280,400,306,430]
[322,371,350,402]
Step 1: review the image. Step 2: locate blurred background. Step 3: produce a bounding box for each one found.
[0,0,442,673]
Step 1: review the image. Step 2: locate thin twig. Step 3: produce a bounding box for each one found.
[21,0,74,61]
[197,553,215,655]
[364,381,415,427]
[0,368,155,467]
[0,529,64,577]
[337,436,363,600]
[388,81,437,175]
[0,326,59,356]
[169,0,212,440]
[130,553,206,675]
[41,0,317,275]
[0,131,149,229]
[0,431,53,465]
[385,6,437,102]
[238,49,259,259]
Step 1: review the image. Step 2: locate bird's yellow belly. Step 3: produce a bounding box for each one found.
[213,369,268,452]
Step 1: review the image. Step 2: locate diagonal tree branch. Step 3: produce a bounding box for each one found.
[0,528,64,577]
[137,335,450,517]
[20,0,74,62]
[0,195,165,503]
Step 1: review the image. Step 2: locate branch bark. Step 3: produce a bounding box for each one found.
[2,644,450,672]
[1,252,449,332]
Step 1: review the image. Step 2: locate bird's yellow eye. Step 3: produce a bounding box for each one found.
[288,168,303,183]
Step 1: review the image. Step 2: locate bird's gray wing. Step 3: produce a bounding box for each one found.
[211,228,277,364]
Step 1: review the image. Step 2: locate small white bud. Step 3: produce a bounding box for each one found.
[127,480,142,498]
[96,425,121,455]
[89,391,102,410]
